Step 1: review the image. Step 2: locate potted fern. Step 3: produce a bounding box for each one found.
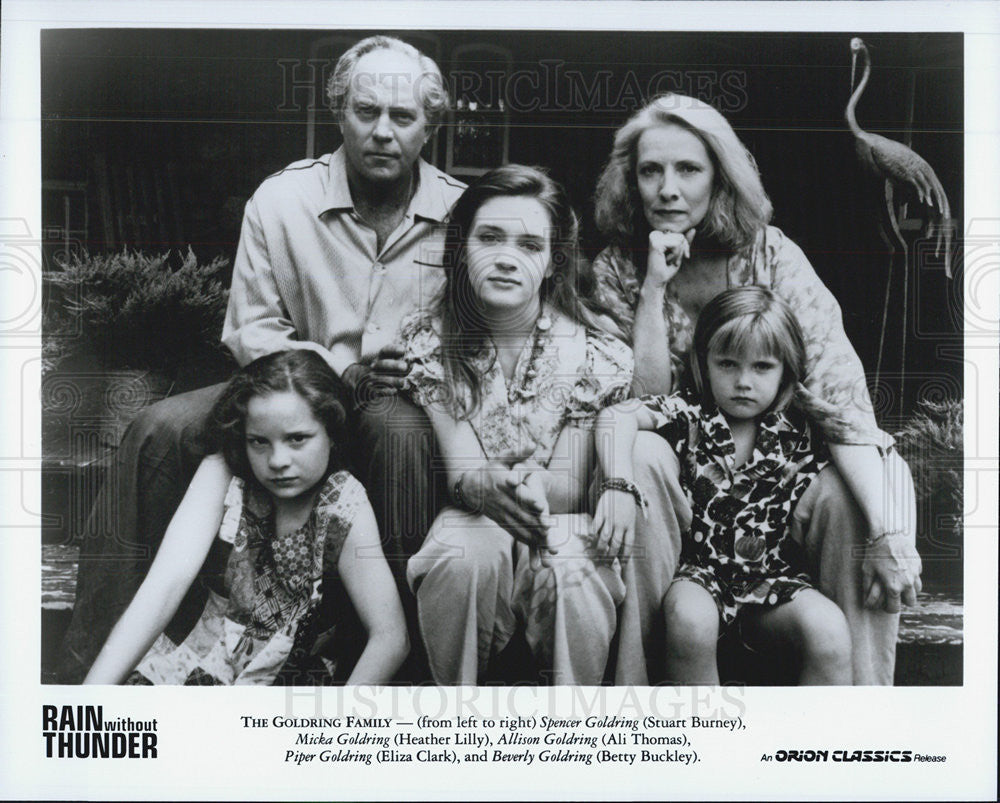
[42,247,231,471]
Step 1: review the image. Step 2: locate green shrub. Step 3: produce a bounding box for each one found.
[893,398,963,539]
[44,248,229,377]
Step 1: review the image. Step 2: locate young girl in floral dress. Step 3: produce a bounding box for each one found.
[596,287,856,684]
[86,350,407,685]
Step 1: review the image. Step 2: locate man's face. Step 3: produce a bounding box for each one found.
[340,48,430,186]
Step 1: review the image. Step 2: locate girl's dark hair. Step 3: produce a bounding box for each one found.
[689,286,805,414]
[207,350,350,483]
[439,163,616,418]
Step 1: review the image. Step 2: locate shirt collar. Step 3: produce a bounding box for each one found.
[758,409,788,438]
[696,404,796,457]
[701,405,735,456]
[320,146,454,223]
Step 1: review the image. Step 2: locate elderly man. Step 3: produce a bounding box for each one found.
[59,35,465,683]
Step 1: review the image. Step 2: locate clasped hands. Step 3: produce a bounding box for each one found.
[459,450,642,570]
[455,453,555,570]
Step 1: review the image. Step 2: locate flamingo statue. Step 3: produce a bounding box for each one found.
[845,36,953,407]
[846,36,953,275]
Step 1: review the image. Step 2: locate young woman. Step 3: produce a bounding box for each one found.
[400,164,634,684]
[85,350,408,685]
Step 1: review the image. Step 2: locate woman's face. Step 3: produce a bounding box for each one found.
[635,122,714,235]
[465,195,553,322]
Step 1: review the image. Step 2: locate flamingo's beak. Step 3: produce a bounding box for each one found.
[850,49,857,91]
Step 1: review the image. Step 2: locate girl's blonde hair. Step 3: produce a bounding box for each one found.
[690,286,803,414]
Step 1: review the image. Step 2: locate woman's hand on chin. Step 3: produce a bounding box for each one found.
[645,229,694,289]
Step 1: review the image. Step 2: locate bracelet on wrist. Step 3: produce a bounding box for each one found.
[599,477,648,512]
[452,473,481,513]
[865,527,908,546]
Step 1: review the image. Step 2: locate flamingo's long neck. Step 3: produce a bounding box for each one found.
[845,46,870,137]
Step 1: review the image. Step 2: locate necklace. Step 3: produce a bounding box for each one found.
[507,308,553,403]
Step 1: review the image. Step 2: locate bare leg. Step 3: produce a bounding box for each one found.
[743,589,853,686]
[663,580,721,685]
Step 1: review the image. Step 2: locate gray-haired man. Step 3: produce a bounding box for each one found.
[60,36,465,682]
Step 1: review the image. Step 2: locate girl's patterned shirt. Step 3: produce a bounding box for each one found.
[128,470,365,685]
[593,226,892,450]
[642,392,829,596]
[400,303,634,467]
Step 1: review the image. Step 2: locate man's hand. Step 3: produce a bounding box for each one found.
[862,532,923,612]
[347,344,410,400]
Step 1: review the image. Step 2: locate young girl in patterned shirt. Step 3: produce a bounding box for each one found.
[595,286,854,684]
[85,350,407,685]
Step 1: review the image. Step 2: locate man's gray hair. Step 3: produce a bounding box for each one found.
[326,35,449,131]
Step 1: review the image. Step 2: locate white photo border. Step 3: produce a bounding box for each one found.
[2,1,997,800]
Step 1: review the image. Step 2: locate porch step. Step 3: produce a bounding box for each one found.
[40,544,964,685]
[898,591,963,644]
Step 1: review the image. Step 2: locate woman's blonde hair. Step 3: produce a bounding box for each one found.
[594,94,772,263]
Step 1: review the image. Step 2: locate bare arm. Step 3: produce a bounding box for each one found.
[632,231,691,396]
[338,502,409,684]
[631,286,673,396]
[526,426,593,515]
[595,405,640,482]
[84,455,231,684]
[591,405,640,557]
[828,443,922,611]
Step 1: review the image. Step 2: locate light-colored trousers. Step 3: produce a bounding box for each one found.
[614,432,916,686]
[407,509,625,685]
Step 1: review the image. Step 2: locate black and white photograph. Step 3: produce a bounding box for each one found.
[2,1,997,799]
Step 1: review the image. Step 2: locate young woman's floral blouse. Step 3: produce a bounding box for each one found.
[592,226,891,449]
[400,303,634,467]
